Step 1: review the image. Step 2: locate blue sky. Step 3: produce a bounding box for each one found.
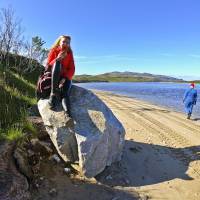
[1,0,200,80]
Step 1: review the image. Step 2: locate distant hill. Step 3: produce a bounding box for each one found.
[189,80,200,84]
[74,71,185,83]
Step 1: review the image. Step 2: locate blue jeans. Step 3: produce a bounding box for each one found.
[51,60,72,116]
[61,79,72,116]
[184,101,194,115]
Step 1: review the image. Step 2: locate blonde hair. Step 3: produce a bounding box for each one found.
[51,35,71,49]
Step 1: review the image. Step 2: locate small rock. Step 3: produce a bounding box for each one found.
[140,194,149,200]
[85,177,97,183]
[106,175,112,180]
[51,154,61,163]
[39,177,44,181]
[125,179,130,184]
[27,149,35,157]
[49,188,57,195]
[31,138,39,146]
[64,167,71,174]
[71,163,81,172]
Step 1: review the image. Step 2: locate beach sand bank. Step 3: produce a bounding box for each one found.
[93,90,200,200]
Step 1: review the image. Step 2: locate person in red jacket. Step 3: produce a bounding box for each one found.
[46,35,75,118]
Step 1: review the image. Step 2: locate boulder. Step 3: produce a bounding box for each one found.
[38,85,125,177]
[37,100,78,163]
[70,86,125,177]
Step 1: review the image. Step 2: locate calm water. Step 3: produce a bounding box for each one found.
[75,82,200,117]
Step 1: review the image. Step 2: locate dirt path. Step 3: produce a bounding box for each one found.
[94,91,200,200]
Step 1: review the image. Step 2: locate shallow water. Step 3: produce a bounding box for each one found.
[75,82,200,117]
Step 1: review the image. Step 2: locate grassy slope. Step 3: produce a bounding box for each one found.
[0,65,37,141]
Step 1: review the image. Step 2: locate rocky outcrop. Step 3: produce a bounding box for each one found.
[37,100,78,163]
[38,85,125,177]
[0,142,30,200]
[70,86,125,177]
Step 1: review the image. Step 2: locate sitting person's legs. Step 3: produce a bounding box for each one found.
[48,60,61,109]
[61,79,72,117]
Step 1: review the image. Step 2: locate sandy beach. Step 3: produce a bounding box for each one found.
[27,90,200,200]
[92,90,200,200]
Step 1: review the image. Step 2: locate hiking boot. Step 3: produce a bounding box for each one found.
[64,112,74,127]
[187,113,191,119]
[48,95,58,110]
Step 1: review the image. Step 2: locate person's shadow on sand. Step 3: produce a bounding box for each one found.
[96,140,200,187]
[192,118,200,121]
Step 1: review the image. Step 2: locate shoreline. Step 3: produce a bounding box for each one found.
[90,89,199,119]
[91,90,200,199]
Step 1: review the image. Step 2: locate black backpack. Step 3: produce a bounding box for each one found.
[36,71,51,100]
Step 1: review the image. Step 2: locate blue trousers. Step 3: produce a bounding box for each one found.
[184,101,194,115]
[51,60,72,116]
[60,79,72,116]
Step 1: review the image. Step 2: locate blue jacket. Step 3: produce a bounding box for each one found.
[183,88,198,105]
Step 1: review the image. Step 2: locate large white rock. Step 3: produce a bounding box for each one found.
[38,85,125,177]
[70,86,125,177]
[37,100,78,162]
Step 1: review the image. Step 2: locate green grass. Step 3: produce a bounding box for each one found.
[0,64,37,141]
[0,120,38,142]
[6,127,24,141]
[22,120,37,137]
[74,75,167,82]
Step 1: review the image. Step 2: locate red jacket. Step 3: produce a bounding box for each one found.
[47,46,75,80]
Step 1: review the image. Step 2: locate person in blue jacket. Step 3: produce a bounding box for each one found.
[183,83,198,119]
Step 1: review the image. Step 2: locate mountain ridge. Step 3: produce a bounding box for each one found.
[74,71,185,83]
